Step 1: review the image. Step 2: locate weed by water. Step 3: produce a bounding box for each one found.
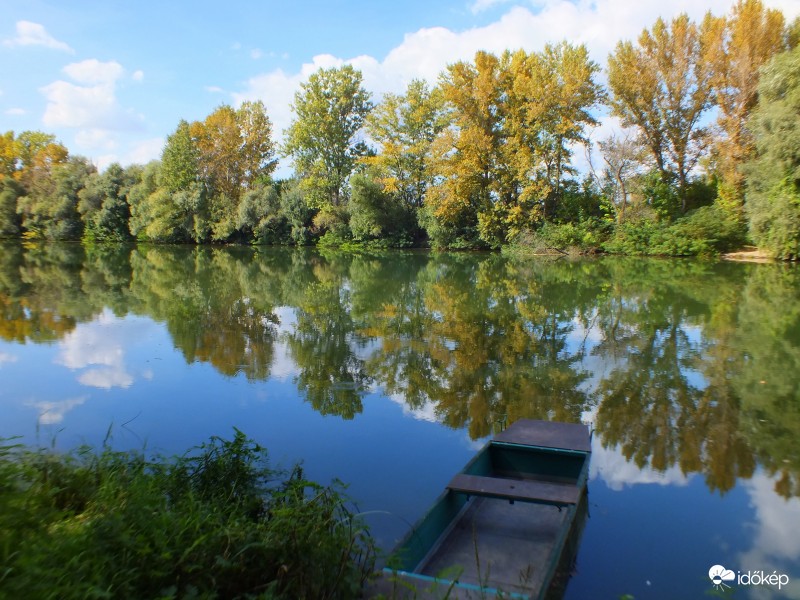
[0,430,375,599]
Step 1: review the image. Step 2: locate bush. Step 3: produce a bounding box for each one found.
[0,431,376,599]
[603,205,747,256]
[507,220,611,256]
[747,179,800,260]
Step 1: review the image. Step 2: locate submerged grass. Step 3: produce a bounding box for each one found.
[0,429,376,599]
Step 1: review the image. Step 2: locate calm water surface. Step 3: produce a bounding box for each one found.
[1,241,799,599]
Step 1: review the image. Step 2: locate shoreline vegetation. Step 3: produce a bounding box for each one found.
[1,2,799,260]
[0,430,377,599]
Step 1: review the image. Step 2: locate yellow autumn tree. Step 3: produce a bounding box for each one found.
[608,14,717,215]
[708,0,786,216]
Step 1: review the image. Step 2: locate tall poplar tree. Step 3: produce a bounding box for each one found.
[708,0,786,215]
[608,14,717,215]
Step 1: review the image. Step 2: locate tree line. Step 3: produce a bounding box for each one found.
[1,0,798,257]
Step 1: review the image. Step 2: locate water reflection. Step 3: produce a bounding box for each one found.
[1,241,799,501]
[740,473,800,599]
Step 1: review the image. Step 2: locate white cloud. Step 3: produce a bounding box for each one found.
[87,137,163,171]
[589,435,691,490]
[123,137,164,166]
[75,128,118,151]
[131,69,144,82]
[250,48,264,60]
[205,85,224,93]
[388,392,440,423]
[737,473,800,599]
[3,108,26,116]
[63,59,124,85]
[25,396,88,425]
[94,154,118,171]
[55,309,137,390]
[40,59,144,131]
[78,368,133,389]
[3,21,74,53]
[0,351,18,366]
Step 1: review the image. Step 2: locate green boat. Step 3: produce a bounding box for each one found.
[376,419,591,599]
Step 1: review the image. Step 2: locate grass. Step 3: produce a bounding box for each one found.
[0,429,376,599]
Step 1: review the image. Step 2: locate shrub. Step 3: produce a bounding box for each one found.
[508,220,611,256]
[603,205,747,256]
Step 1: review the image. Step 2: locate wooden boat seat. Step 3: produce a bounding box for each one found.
[447,473,580,507]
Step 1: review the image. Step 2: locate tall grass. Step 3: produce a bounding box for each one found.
[0,430,375,599]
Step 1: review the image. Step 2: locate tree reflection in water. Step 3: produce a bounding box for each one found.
[1,241,798,497]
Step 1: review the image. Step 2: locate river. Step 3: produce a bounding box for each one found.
[1,241,798,599]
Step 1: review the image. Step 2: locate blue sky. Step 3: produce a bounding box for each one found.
[1,0,797,174]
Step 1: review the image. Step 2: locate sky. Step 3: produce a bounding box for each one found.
[1,0,798,175]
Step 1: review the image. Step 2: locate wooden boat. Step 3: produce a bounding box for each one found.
[377,419,591,599]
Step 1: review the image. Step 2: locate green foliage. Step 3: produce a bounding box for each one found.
[283,65,373,209]
[363,79,447,211]
[349,174,418,246]
[279,179,317,246]
[603,205,746,256]
[744,44,800,258]
[508,219,611,255]
[78,163,136,243]
[17,156,95,240]
[160,120,199,193]
[554,177,612,224]
[237,183,291,245]
[0,431,376,599]
[747,178,800,259]
[312,202,352,246]
[0,177,22,237]
[419,202,483,250]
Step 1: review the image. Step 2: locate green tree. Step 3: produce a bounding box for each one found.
[349,173,417,244]
[0,178,22,237]
[236,183,289,244]
[283,66,373,210]
[78,163,136,242]
[160,120,199,193]
[608,14,717,215]
[17,156,94,240]
[744,44,800,258]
